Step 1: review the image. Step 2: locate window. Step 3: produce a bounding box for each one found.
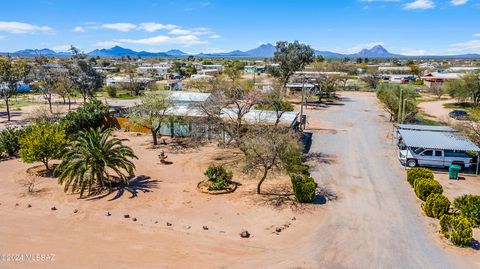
[435,151,442,157]
[421,150,433,156]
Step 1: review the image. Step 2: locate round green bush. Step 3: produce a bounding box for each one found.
[204,165,233,191]
[407,167,434,187]
[291,174,317,203]
[423,194,450,219]
[414,178,443,201]
[453,195,480,226]
[287,164,310,176]
[440,215,472,247]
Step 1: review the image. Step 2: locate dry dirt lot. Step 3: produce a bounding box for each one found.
[0,133,325,269]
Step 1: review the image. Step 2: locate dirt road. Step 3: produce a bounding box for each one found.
[418,98,457,123]
[305,92,468,269]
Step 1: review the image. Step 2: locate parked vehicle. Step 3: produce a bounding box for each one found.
[399,148,474,169]
[449,110,468,120]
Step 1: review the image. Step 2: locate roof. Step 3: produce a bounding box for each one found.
[397,124,456,132]
[221,108,299,126]
[285,83,316,89]
[168,91,211,102]
[398,129,480,152]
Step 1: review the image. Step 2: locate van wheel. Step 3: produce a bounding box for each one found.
[407,159,417,168]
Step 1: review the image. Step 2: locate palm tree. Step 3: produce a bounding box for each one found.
[57,127,137,197]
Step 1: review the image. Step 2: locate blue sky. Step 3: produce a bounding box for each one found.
[0,0,479,55]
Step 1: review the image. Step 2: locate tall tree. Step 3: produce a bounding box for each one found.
[68,46,103,102]
[0,57,24,121]
[57,127,137,197]
[272,41,315,94]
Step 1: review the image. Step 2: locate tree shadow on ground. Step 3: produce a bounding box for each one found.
[471,239,480,251]
[302,132,313,153]
[313,186,338,205]
[307,152,337,165]
[87,175,160,201]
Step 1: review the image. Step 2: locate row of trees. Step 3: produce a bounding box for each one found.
[0,46,103,121]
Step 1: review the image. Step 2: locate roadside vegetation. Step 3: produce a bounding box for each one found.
[406,167,476,248]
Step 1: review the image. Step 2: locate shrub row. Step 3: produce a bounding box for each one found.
[407,167,434,187]
[406,167,473,248]
[283,150,315,203]
[291,174,317,203]
[414,178,443,201]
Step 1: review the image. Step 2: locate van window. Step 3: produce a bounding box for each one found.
[422,150,433,156]
[435,151,442,157]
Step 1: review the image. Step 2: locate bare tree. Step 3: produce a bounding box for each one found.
[0,57,25,121]
[241,127,300,194]
[128,91,174,145]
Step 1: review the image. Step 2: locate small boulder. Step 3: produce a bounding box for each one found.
[123,214,130,218]
[73,209,78,213]
[203,226,209,230]
[166,222,172,226]
[291,217,296,221]
[105,211,111,216]
[240,230,250,238]
[27,204,32,208]
[15,203,19,206]
[132,218,137,222]
[51,206,57,211]
[276,227,282,233]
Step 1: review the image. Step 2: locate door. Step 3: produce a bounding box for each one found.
[432,150,444,167]
[418,150,434,166]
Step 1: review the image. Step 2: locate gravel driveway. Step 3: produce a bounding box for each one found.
[305,92,462,269]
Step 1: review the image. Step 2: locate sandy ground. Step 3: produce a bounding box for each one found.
[418,98,458,123]
[304,92,480,268]
[0,133,324,269]
[2,92,480,268]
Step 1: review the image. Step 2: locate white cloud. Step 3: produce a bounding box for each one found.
[101,23,137,32]
[73,26,85,32]
[0,35,5,40]
[118,34,207,46]
[138,22,178,32]
[474,33,480,37]
[0,21,53,34]
[449,39,480,53]
[169,29,192,35]
[451,0,468,6]
[404,0,435,10]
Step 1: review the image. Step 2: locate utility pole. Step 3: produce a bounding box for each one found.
[397,88,403,123]
[300,74,306,131]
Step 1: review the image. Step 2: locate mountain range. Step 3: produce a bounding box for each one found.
[2,44,480,59]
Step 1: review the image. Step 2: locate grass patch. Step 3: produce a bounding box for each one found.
[443,102,476,110]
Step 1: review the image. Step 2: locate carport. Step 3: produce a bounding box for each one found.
[397,127,480,174]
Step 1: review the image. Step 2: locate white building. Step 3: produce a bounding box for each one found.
[136,65,169,79]
[106,76,156,87]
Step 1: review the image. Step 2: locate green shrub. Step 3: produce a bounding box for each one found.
[204,165,233,191]
[440,215,472,247]
[0,127,24,157]
[105,86,117,98]
[414,178,443,201]
[291,174,317,203]
[423,194,450,219]
[287,164,310,176]
[453,195,480,225]
[18,121,67,171]
[60,100,108,135]
[407,167,434,187]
